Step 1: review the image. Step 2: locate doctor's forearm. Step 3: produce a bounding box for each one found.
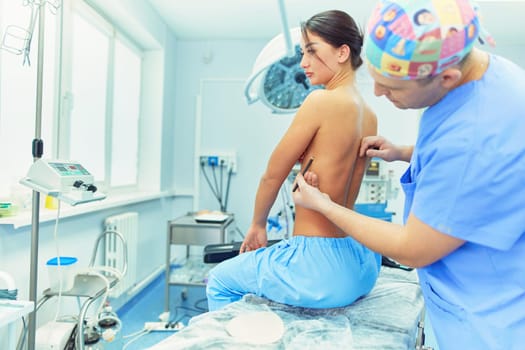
[318,200,414,265]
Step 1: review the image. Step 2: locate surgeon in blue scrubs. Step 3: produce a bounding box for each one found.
[293,0,525,349]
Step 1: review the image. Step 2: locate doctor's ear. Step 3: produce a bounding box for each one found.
[439,68,462,89]
[338,44,351,63]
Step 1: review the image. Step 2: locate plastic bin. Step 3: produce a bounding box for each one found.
[46,256,78,291]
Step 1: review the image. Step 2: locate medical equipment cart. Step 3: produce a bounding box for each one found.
[35,230,127,350]
[164,212,235,313]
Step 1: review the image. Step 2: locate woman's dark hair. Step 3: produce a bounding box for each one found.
[301,10,364,69]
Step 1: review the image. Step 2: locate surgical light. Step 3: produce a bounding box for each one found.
[243,1,323,114]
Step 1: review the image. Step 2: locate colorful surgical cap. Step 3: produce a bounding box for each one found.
[364,0,495,80]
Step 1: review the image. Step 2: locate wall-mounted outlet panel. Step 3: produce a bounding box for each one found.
[200,151,237,173]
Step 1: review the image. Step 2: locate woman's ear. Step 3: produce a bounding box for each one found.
[338,44,351,63]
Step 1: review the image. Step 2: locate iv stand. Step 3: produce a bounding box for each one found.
[27,3,46,350]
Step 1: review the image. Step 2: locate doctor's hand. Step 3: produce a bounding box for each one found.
[240,224,268,254]
[292,173,332,213]
[360,135,413,162]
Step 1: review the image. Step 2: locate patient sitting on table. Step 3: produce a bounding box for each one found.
[206,10,381,311]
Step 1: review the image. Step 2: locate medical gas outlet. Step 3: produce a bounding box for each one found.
[200,152,237,173]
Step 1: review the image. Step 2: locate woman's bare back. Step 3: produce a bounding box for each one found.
[293,87,377,237]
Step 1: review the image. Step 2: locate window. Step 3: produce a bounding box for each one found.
[110,39,141,187]
[64,1,142,191]
[0,0,145,206]
[0,1,57,200]
[68,11,110,182]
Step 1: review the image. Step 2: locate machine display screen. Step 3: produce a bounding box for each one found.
[366,160,380,177]
[49,162,91,176]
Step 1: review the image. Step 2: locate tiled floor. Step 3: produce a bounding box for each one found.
[115,270,208,350]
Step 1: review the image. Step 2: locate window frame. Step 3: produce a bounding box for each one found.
[0,0,163,209]
[0,0,60,199]
[59,0,144,194]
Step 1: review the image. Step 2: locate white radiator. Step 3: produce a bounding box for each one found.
[104,212,138,298]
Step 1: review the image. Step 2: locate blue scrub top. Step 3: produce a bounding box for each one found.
[401,55,525,349]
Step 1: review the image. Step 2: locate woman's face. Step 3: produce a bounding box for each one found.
[299,31,339,86]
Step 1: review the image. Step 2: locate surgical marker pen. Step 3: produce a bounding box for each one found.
[293,157,314,192]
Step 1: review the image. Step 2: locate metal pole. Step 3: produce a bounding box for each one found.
[277,0,294,57]
[27,3,46,350]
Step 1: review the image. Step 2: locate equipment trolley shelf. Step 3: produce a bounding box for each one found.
[164,212,235,313]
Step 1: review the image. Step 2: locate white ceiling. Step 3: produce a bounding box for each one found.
[147,0,525,45]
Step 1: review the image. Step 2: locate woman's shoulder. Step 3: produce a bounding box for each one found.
[302,88,331,103]
[302,88,357,110]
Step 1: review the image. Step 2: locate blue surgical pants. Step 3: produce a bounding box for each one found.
[206,235,381,311]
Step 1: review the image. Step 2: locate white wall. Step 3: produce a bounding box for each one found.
[171,39,288,233]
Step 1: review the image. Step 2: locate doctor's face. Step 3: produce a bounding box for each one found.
[368,66,445,110]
